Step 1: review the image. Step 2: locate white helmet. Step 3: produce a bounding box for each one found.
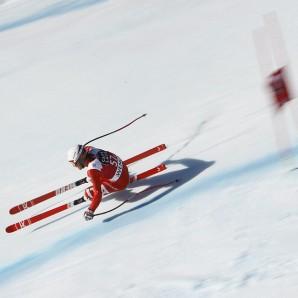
[67,144,84,164]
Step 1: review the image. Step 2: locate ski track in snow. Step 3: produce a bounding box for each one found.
[0,0,106,32]
[0,146,294,286]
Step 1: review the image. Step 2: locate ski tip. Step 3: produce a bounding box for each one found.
[159,164,167,170]
[9,208,18,215]
[5,226,14,233]
[159,144,167,150]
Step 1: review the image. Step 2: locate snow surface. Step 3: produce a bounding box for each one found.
[1,0,298,297]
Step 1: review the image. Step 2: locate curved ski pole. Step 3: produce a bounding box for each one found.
[93,179,179,217]
[93,200,128,216]
[84,114,147,146]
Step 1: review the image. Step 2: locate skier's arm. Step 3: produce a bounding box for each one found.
[87,168,103,212]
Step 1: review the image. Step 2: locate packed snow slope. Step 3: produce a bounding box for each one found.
[1,0,298,297]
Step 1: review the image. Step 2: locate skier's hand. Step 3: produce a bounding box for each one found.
[84,208,94,221]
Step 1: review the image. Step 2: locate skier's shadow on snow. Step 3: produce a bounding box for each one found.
[32,158,214,232]
[103,158,215,222]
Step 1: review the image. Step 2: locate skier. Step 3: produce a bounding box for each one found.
[67,145,130,221]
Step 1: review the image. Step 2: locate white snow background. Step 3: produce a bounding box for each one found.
[1,0,298,297]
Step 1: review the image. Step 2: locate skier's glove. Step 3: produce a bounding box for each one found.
[84,208,94,221]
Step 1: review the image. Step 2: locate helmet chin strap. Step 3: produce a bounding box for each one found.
[76,151,87,169]
[76,161,84,170]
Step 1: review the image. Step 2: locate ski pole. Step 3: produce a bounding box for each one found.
[83,114,147,146]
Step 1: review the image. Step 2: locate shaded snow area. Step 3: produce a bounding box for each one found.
[1,0,298,297]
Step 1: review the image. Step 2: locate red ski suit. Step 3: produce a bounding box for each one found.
[85,146,129,212]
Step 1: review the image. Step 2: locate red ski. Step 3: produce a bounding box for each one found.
[6,164,167,233]
[9,144,166,215]
[124,144,166,165]
[9,178,88,215]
